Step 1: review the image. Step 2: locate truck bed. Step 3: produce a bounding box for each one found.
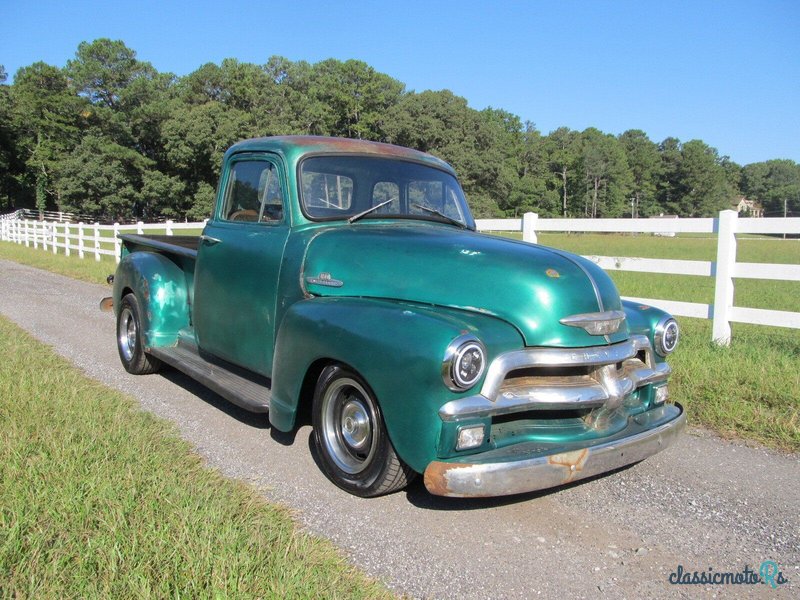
[119,234,200,259]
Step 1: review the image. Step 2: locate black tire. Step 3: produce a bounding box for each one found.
[312,364,415,497]
[116,293,162,375]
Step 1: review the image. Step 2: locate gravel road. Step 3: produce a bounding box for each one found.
[1,258,797,599]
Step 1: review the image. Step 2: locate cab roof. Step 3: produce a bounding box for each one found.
[225,136,455,173]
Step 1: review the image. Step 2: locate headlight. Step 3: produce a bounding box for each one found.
[442,335,486,391]
[654,317,679,356]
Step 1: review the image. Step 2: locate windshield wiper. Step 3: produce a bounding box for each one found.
[411,204,467,229]
[348,199,394,223]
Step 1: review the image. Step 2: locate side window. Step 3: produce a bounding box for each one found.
[221,160,284,223]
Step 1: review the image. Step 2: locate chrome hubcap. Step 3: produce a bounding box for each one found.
[341,400,370,450]
[118,307,136,362]
[321,378,377,474]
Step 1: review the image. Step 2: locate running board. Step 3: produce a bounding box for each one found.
[149,342,271,413]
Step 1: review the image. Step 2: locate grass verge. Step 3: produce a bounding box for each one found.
[0,315,392,599]
[0,241,115,285]
[669,318,799,451]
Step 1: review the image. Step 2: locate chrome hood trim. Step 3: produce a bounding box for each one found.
[560,310,626,336]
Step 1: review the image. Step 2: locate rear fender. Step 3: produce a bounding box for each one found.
[113,252,190,349]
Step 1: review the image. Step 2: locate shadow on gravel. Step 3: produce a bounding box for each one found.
[159,368,270,430]
[403,463,640,511]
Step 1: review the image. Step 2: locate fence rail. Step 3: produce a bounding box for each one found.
[2,210,798,345]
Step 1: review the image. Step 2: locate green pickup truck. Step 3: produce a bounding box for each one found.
[109,135,684,498]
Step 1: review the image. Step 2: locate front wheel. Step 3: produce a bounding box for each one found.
[312,365,415,497]
[116,293,162,375]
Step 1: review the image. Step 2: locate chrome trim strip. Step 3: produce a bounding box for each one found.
[425,404,686,497]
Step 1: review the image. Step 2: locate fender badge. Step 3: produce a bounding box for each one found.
[546,269,560,278]
[306,272,344,288]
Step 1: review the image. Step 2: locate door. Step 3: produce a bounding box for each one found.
[193,153,289,376]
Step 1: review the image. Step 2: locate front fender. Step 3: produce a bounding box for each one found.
[623,299,674,365]
[270,297,523,473]
[113,252,190,349]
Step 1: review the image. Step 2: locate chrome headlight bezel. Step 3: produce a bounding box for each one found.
[442,335,487,391]
[654,316,679,356]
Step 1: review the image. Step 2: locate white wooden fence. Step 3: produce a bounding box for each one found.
[2,210,799,345]
[477,211,800,344]
[0,217,204,263]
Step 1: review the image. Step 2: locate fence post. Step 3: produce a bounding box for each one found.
[65,223,71,256]
[166,219,173,236]
[114,222,121,264]
[78,222,85,259]
[52,222,58,254]
[43,222,49,252]
[94,222,101,261]
[137,221,144,234]
[522,212,538,244]
[712,210,738,346]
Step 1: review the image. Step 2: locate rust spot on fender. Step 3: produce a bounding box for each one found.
[547,448,589,482]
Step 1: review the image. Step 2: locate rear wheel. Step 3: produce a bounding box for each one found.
[117,293,162,375]
[312,364,414,497]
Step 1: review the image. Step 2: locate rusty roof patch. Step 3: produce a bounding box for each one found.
[228,135,452,171]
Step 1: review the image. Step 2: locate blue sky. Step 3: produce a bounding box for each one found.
[2,0,798,165]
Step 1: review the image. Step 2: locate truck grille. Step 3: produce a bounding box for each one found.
[438,335,670,423]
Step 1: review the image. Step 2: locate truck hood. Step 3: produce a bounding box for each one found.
[301,223,627,347]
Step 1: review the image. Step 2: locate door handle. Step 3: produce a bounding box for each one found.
[200,234,222,245]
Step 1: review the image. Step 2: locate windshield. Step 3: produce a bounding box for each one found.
[300,155,474,228]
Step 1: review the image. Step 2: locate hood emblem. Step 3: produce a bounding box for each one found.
[546,269,560,278]
[560,310,626,336]
[306,272,344,288]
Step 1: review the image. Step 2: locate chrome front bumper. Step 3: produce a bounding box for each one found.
[424,402,685,498]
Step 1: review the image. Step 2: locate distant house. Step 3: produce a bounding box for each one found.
[650,214,678,237]
[732,196,763,217]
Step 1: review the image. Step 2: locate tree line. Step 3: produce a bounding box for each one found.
[0,39,798,222]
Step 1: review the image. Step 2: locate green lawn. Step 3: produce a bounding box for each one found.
[0,315,392,599]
